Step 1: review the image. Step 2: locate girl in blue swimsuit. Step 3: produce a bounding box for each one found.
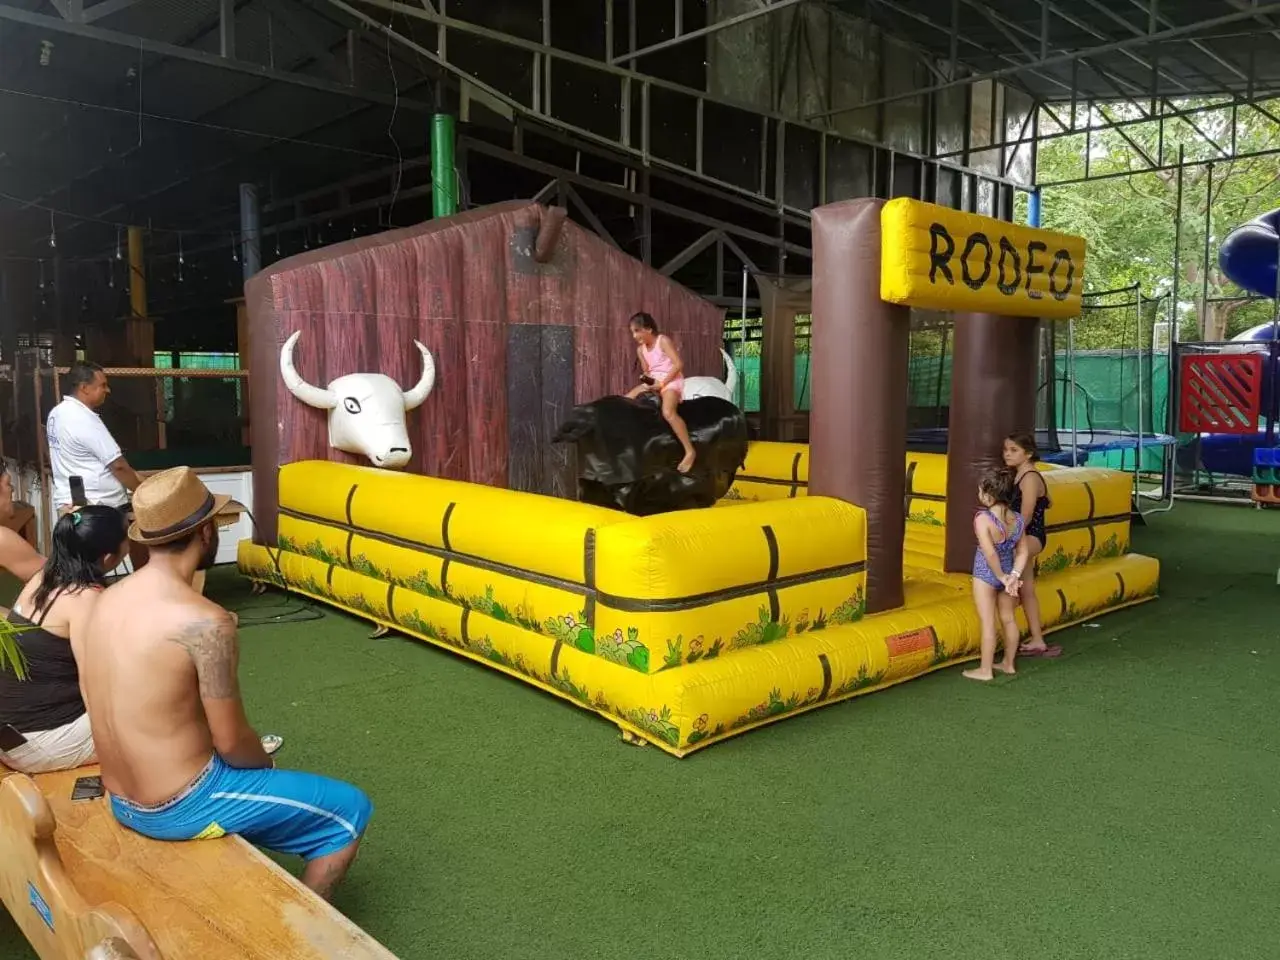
[963,466,1029,682]
[1003,432,1061,659]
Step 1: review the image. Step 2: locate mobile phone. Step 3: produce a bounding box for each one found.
[71,776,104,802]
[640,375,655,386]
[69,476,87,506]
[0,723,28,752]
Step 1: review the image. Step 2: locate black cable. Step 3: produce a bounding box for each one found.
[218,505,327,629]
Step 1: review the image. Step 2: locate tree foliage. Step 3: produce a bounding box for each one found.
[1027,98,1280,347]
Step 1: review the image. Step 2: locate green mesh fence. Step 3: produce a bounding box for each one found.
[727,289,1171,473]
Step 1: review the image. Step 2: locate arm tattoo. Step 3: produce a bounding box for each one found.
[168,616,240,699]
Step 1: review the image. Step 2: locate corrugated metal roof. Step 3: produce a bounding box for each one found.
[831,0,1280,102]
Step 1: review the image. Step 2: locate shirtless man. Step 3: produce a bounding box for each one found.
[78,466,372,901]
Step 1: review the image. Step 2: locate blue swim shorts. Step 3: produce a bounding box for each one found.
[108,755,372,860]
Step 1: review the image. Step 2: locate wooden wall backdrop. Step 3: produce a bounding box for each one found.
[247,201,724,544]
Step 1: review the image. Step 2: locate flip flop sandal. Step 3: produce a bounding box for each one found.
[1018,644,1063,659]
[261,734,284,755]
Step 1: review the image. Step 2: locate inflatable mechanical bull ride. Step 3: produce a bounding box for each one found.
[553,394,748,516]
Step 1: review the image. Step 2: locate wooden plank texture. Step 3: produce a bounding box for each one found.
[1,766,397,959]
[506,324,544,494]
[539,325,577,500]
[0,769,159,960]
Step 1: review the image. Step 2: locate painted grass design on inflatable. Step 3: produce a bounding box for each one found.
[240,454,1157,756]
[729,443,1136,577]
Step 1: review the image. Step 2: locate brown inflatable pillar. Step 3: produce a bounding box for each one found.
[943,313,1040,572]
[810,199,910,614]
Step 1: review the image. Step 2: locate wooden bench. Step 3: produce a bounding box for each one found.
[0,765,397,959]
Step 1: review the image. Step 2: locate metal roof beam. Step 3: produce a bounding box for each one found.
[80,0,148,24]
[610,0,808,65]
[334,0,1030,190]
[1119,0,1249,83]
[995,0,1190,95]
[849,0,1070,98]
[931,90,1278,160]
[1039,143,1280,187]
[0,4,433,113]
[806,1,1280,119]
[259,0,350,84]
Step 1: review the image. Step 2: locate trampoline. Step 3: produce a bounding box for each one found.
[906,427,1178,467]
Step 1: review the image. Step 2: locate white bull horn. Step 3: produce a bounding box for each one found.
[401,340,436,410]
[280,331,337,410]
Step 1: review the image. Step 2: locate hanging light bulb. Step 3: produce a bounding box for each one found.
[115,226,123,260]
[48,211,56,249]
[230,231,239,263]
[177,233,185,283]
[107,260,114,289]
[274,231,281,257]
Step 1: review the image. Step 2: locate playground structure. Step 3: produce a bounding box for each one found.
[1176,209,1280,490]
[238,197,1159,754]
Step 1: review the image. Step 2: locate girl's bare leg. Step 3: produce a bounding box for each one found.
[1017,538,1049,652]
[626,384,648,399]
[963,579,999,681]
[661,390,697,472]
[995,592,1020,674]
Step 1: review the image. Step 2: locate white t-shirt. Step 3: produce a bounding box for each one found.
[46,395,129,509]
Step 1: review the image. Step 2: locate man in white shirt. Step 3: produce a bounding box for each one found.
[46,361,144,544]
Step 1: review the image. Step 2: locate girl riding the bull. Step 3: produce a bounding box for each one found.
[625,312,697,474]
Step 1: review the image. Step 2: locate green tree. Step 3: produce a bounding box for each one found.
[1030,98,1280,345]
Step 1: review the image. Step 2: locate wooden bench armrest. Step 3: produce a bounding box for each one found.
[0,772,162,959]
[0,766,399,959]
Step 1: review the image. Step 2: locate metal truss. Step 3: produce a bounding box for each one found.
[810,1,1280,119]
[0,3,430,114]
[332,0,1032,217]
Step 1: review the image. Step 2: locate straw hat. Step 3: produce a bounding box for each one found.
[128,466,234,545]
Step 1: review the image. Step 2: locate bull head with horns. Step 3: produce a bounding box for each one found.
[279,330,436,469]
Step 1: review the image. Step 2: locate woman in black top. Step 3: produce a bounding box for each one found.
[0,506,127,773]
[1002,433,1062,659]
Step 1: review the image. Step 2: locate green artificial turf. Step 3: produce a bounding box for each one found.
[3,501,1280,960]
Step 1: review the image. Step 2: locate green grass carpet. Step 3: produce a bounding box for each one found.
[3,501,1280,960]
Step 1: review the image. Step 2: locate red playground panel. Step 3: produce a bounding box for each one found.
[1179,354,1264,433]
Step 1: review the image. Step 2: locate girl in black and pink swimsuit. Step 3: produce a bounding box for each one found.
[1003,433,1062,659]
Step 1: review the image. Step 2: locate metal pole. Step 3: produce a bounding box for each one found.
[1134,284,1144,509]
[1142,293,1176,516]
[432,113,458,217]
[1167,145,1184,503]
[1068,317,1078,465]
[1201,161,1213,339]
[740,266,748,409]
[239,183,261,281]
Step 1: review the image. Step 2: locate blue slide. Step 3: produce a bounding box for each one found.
[1197,210,1280,477]
[1219,208,1280,299]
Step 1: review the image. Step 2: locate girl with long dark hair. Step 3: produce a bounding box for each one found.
[0,506,127,773]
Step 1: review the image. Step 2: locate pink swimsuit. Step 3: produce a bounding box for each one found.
[642,336,684,397]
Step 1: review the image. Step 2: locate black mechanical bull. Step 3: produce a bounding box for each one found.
[552,395,748,516]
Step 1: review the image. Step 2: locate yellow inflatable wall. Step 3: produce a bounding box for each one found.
[241,454,1158,757]
[728,442,1132,574]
